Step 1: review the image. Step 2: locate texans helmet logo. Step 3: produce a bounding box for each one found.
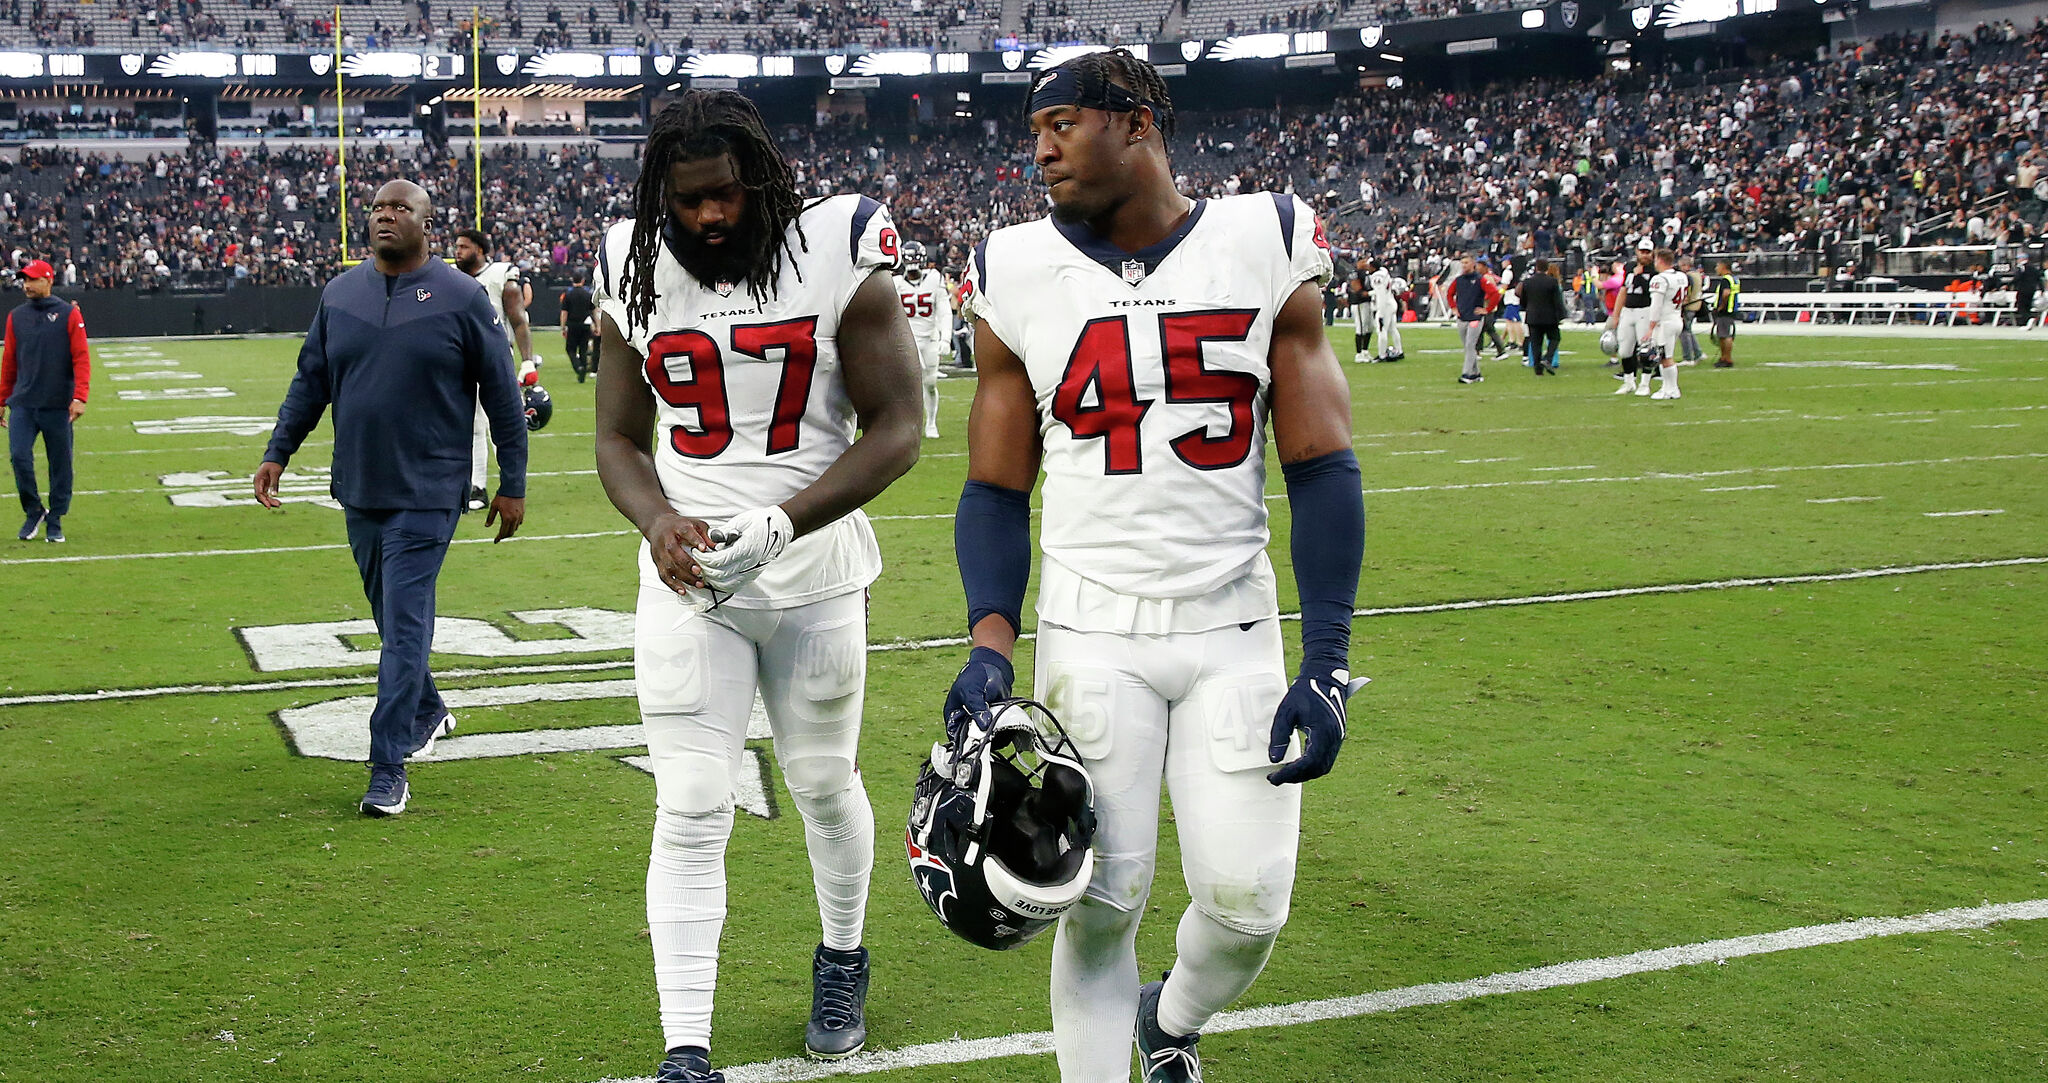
[46,311,61,323]
[906,833,958,922]
[415,288,432,302]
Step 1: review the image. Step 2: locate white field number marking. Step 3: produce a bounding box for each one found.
[118,387,235,401]
[162,468,337,510]
[237,608,635,671]
[132,416,276,436]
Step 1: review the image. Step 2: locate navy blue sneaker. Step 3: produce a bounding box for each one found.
[409,712,455,759]
[18,512,43,541]
[805,944,869,1059]
[654,1046,724,1083]
[359,764,408,817]
[44,516,64,544]
[1136,974,1203,1082]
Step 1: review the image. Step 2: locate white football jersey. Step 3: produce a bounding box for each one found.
[893,270,952,355]
[965,193,1333,630]
[1649,268,1688,321]
[1369,266,1396,309]
[473,261,520,364]
[593,194,901,608]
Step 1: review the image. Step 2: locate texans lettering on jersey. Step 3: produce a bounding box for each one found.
[964,192,1332,604]
[592,194,900,608]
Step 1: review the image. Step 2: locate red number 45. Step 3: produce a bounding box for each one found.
[1052,310,1261,474]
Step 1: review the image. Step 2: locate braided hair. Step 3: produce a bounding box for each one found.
[618,90,808,331]
[1037,48,1177,140]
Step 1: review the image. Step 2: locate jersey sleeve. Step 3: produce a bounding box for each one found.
[960,237,1018,350]
[840,196,900,313]
[1275,194,1334,310]
[592,220,632,338]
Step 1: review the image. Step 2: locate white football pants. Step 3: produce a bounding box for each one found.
[1374,302,1402,358]
[919,344,942,435]
[1614,308,1654,361]
[637,566,874,1054]
[1036,619,1301,1083]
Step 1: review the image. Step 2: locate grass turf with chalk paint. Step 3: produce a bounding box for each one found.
[1,326,2044,1081]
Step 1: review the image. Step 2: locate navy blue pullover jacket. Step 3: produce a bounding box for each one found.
[263,257,527,509]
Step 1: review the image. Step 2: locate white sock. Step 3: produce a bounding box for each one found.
[923,378,940,434]
[1155,907,1278,1038]
[786,775,874,952]
[1661,363,1678,391]
[649,806,733,1052]
[1051,898,1144,1078]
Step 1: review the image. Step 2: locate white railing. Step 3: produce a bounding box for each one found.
[1736,290,2040,328]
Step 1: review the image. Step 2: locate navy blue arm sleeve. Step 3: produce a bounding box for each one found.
[955,480,1032,635]
[263,303,332,466]
[1284,449,1364,674]
[471,291,529,499]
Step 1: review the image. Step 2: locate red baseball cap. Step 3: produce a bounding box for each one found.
[21,260,54,281]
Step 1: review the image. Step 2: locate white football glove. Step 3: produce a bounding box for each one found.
[696,504,793,594]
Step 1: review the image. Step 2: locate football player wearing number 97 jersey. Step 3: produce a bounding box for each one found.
[590,91,924,1083]
[950,50,1367,1083]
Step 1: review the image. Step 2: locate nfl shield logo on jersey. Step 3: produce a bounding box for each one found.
[1121,260,1146,286]
[713,280,736,297]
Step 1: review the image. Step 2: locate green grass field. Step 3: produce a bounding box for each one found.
[3,324,2046,1082]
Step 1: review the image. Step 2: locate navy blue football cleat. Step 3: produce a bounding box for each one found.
[1136,974,1203,1082]
[18,512,43,541]
[43,516,64,543]
[359,764,408,817]
[805,944,869,1059]
[409,713,456,759]
[654,1047,724,1083]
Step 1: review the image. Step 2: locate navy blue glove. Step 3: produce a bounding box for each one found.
[945,646,1014,742]
[1267,666,1370,786]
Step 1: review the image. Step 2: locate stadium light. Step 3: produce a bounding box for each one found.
[1379,52,1405,61]
[1521,8,1546,27]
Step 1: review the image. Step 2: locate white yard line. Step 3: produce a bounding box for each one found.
[1701,485,1778,492]
[1531,464,1599,471]
[1924,509,2006,518]
[1808,496,1882,504]
[3,556,2041,708]
[593,897,2048,1083]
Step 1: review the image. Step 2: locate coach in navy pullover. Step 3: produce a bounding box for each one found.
[1,259,91,540]
[256,179,528,815]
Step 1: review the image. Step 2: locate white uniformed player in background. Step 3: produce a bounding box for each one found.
[452,229,538,510]
[589,91,923,1083]
[1347,263,1373,363]
[892,240,953,437]
[1370,258,1405,361]
[1646,247,1689,400]
[949,51,1367,1083]
[1609,237,1658,397]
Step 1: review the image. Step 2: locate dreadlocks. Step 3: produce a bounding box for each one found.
[1035,48,1178,140]
[619,90,808,331]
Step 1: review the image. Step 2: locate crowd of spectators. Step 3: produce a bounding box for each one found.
[2,19,2042,297]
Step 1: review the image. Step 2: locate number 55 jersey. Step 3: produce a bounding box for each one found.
[963,193,1333,632]
[593,194,901,607]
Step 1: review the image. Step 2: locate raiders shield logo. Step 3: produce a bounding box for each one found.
[825,54,847,74]
[1121,260,1147,286]
[415,289,432,302]
[1560,0,1579,27]
[121,53,144,75]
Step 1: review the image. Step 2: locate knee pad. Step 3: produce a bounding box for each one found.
[1187,862,1295,937]
[1059,893,1146,951]
[786,617,865,722]
[657,753,736,817]
[777,752,858,803]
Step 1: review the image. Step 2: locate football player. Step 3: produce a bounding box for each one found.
[1646,248,1688,400]
[1345,263,1372,363]
[590,91,923,1083]
[950,50,1366,1083]
[1609,238,1657,396]
[452,229,536,510]
[893,240,953,438]
[1369,258,1404,361]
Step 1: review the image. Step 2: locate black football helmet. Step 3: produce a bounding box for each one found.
[899,240,927,277]
[523,384,553,430]
[907,699,1096,951]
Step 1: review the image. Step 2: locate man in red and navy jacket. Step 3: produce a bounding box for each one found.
[1,259,91,543]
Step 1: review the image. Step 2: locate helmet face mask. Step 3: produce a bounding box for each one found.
[907,699,1096,950]
[900,240,928,278]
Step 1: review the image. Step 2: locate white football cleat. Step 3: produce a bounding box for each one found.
[1635,379,1654,396]
[1613,377,1636,395]
[1651,387,1681,400]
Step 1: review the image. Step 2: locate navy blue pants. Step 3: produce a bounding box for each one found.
[9,405,73,519]
[344,506,460,767]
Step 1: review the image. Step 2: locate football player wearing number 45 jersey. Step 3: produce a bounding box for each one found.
[951,50,1367,1083]
[591,92,924,1083]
